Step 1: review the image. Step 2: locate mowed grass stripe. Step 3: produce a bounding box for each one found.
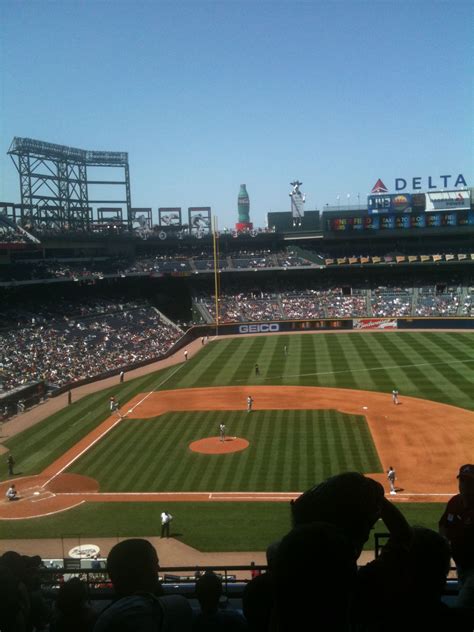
[167,414,211,490]
[408,334,474,402]
[311,335,336,387]
[263,411,282,489]
[265,336,286,383]
[370,334,441,400]
[282,410,297,489]
[303,410,315,486]
[226,337,265,386]
[391,334,460,406]
[343,334,392,390]
[327,336,361,390]
[401,333,471,401]
[442,332,474,361]
[330,412,346,472]
[111,424,158,491]
[170,339,237,388]
[72,422,145,489]
[218,412,243,489]
[239,411,264,490]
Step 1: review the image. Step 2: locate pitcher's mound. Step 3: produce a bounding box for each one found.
[189,437,249,454]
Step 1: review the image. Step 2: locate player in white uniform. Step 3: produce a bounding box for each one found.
[392,390,399,405]
[247,395,253,413]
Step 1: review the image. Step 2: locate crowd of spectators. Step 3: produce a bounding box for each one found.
[198,283,473,321]
[415,287,461,317]
[460,292,473,316]
[1,467,474,630]
[0,299,182,393]
[371,287,413,317]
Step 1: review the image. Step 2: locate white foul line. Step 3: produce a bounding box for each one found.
[41,363,186,489]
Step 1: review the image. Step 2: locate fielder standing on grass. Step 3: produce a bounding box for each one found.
[160,510,173,538]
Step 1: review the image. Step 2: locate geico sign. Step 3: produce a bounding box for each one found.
[239,323,280,333]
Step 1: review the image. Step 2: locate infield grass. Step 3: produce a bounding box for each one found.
[68,409,382,491]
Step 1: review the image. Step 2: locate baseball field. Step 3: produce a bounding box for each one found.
[0,331,473,551]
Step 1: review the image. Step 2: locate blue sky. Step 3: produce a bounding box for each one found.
[1,0,472,228]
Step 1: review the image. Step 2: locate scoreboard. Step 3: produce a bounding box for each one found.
[325,210,474,233]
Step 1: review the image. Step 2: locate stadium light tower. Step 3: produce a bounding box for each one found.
[8,137,132,231]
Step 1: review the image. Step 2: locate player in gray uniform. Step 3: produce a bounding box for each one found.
[387,466,397,495]
[219,423,226,442]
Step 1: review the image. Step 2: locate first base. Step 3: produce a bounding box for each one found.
[33,491,40,496]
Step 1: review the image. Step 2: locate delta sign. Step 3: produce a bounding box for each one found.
[372,174,468,193]
[368,175,469,214]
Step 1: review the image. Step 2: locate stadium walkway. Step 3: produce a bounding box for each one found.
[0,536,375,577]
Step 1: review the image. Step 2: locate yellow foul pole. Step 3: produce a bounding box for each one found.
[212,215,220,336]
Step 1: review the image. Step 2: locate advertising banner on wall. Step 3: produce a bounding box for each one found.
[353,318,398,330]
[326,209,474,233]
[425,190,471,212]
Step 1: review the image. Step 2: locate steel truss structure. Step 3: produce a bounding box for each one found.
[8,137,132,231]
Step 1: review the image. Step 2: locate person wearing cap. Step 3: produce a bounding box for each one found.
[6,484,19,501]
[439,464,474,607]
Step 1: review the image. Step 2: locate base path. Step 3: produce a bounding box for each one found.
[1,385,473,519]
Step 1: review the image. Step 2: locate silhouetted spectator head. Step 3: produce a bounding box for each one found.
[290,472,384,556]
[195,571,222,615]
[1,551,25,580]
[274,521,357,631]
[457,463,474,497]
[265,540,279,572]
[56,577,88,614]
[409,527,451,599]
[106,539,160,597]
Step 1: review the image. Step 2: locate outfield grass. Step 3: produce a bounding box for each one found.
[1,332,472,548]
[69,410,382,491]
[165,332,474,410]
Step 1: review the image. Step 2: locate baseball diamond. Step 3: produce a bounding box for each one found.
[0,331,473,551]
